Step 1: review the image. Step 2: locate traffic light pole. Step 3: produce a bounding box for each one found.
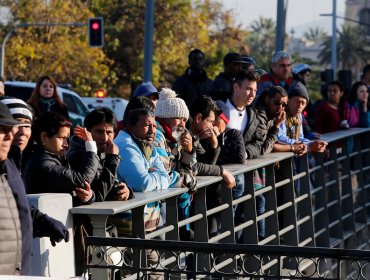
[1,22,85,78]
[143,0,155,82]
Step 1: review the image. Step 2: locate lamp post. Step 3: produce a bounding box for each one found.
[319,0,337,80]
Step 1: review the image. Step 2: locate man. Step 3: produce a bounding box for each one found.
[226,70,264,159]
[114,108,170,232]
[291,63,317,138]
[189,95,236,237]
[211,52,247,102]
[241,55,257,71]
[292,63,312,86]
[172,49,213,108]
[131,82,159,105]
[274,81,328,154]
[0,101,68,275]
[67,107,130,202]
[154,88,197,239]
[257,51,293,97]
[1,98,69,274]
[255,86,287,155]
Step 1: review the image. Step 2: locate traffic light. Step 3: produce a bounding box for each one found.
[88,17,104,47]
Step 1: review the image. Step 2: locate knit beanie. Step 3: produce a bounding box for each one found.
[0,97,33,122]
[155,88,189,120]
[288,81,309,102]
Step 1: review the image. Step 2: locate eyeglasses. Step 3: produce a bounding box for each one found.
[273,101,287,108]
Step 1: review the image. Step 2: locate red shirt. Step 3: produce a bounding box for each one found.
[315,101,341,134]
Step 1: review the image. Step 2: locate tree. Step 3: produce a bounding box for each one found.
[318,24,370,77]
[245,17,276,71]
[0,0,113,95]
[303,27,327,43]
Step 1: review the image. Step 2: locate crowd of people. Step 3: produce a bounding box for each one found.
[1,48,370,277]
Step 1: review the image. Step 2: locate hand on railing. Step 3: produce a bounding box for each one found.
[309,140,328,153]
[114,182,131,201]
[291,142,307,156]
[221,168,236,189]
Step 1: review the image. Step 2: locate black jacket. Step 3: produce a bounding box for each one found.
[67,135,121,202]
[216,128,246,165]
[211,72,234,102]
[172,68,213,108]
[255,105,280,156]
[242,106,266,159]
[24,149,99,205]
[193,135,222,176]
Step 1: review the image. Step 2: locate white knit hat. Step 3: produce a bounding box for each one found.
[155,88,189,120]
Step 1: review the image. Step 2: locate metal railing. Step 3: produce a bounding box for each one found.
[71,128,370,279]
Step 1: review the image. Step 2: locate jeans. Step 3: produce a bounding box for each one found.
[256,194,266,239]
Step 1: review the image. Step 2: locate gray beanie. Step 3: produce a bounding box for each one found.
[288,81,309,102]
[155,88,189,120]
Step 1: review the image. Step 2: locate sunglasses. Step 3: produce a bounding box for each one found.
[273,101,287,108]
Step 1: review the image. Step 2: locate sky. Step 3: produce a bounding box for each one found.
[221,0,346,37]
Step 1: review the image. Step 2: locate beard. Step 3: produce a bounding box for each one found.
[171,129,183,142]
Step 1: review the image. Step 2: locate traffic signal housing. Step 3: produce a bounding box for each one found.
[88,17,104,47]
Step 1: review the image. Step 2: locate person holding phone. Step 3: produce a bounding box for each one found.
[23,112,99,205]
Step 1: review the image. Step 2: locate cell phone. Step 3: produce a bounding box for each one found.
[112,181,123,193]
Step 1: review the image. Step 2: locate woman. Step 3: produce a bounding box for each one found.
[346,81,369,128]
[316,80,347,134]
[23,112,99,205]
[27,75,69,119]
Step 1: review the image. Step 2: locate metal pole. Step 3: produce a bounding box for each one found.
[275,0,285,52]
[1,29,15,78]
[332,0,337,79]
[143,0,155,82]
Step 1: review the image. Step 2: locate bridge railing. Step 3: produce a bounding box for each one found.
[71,127,370,279]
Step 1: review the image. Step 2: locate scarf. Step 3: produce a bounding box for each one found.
[285,111,301,140]
[156,117,176,143]
[40,97,55,113]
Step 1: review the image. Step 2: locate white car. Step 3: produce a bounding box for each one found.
[82,97,128,120]
[4,81,90,126]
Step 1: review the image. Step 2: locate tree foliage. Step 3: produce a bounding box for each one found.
[0,0,249,98]
[318,24,370,76]
[0,0,112,95]
[303,27,327,43]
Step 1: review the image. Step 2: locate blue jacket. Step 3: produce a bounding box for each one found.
[114,130,170,231]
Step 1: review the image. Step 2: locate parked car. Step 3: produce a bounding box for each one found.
[4,81,90,126]
[81,97,128,120]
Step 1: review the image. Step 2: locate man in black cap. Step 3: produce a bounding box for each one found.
[0,100,69,275]
[211,52,247,102]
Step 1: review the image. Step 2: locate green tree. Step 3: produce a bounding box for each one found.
[0,0,112,95]
[318,24,370,76]
[303,27,327,43]
[245,17,276,71]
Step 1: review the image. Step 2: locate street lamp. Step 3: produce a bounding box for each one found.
[319,0,337,80]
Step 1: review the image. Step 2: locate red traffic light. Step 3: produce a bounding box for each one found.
[92,22,100,30]
[95,89,106,98]
[88,17,104,47]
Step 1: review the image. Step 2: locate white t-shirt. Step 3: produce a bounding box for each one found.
[226,99,248,135]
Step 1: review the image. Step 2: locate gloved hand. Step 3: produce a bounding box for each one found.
[36,214,69,246]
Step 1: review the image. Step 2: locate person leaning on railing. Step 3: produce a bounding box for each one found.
[273,81,328,155]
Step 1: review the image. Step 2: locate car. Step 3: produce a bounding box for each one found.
[4,81,90,126]
[81,97,128,120]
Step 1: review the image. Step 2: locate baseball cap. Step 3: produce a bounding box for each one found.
[292,64,312,75]
[133,82,159,98]
[215,100,230,124]
[223,52,246,64]
[242,55,256,65]
[0,102,23,127]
